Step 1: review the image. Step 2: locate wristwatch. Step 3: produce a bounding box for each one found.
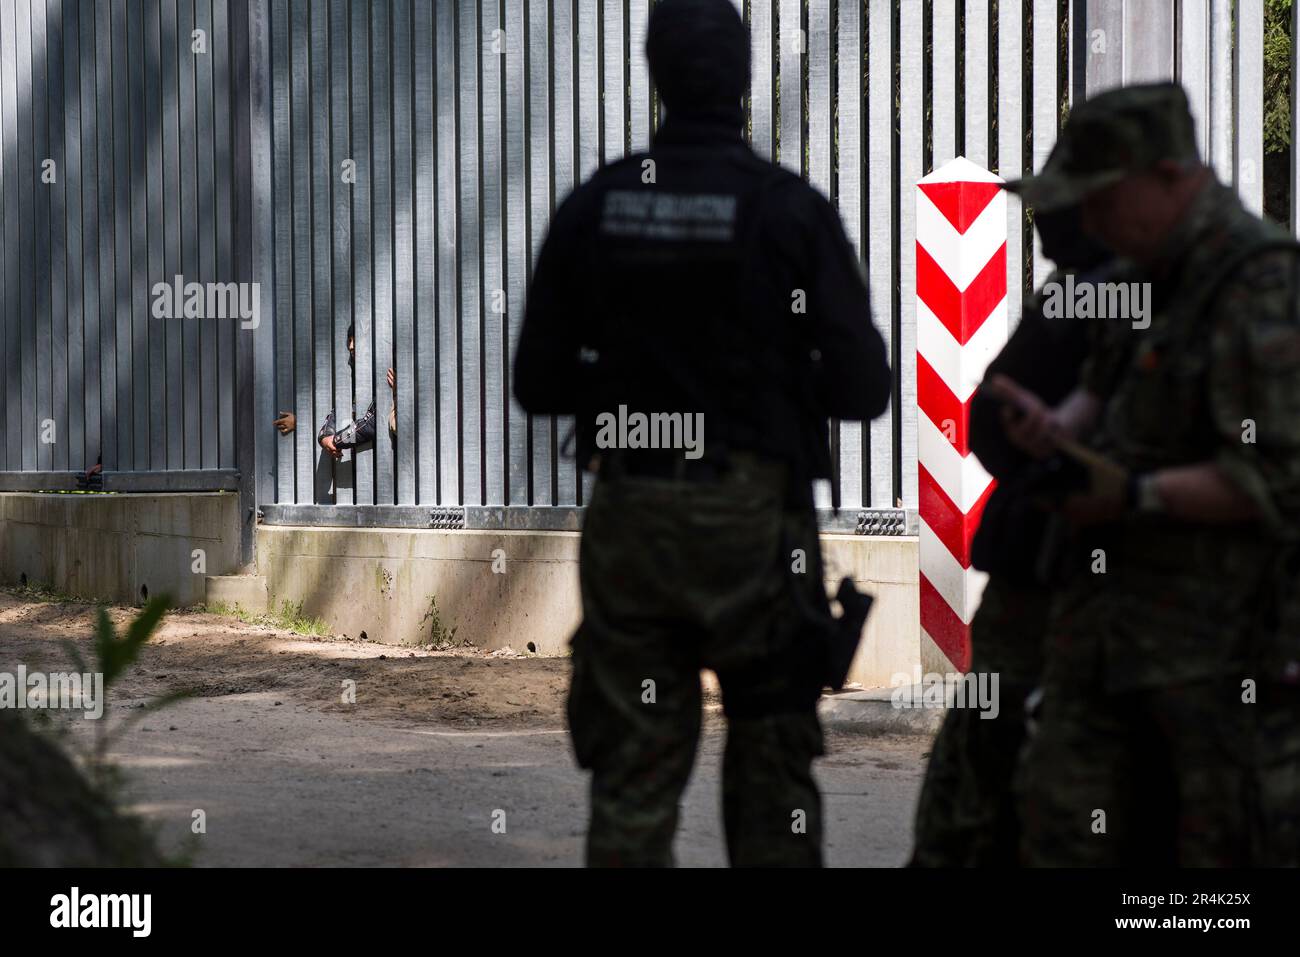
[1126,471,1166,514]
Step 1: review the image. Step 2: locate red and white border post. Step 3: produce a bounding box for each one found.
[915,157,1009,673]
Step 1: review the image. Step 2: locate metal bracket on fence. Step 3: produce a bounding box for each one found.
[853,509,910,536]
[427,508,466,530]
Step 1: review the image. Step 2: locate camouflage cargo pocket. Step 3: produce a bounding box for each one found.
[566,622,609,769]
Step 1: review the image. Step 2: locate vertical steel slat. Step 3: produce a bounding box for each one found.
[997,0,1024,332]
[412,0,436,504]
[214,0,234,469]
[750,0,773,160]
[369,0,394,504]
[506,0,533,505]
[836,0,863,510]
[93,0,116,471]
[177,0,198,469]
[29,0,51,472]
[1031,0,1058,289]
[807,0,832,510]
[1234,0,1264,215]
[48,0,68,472]
[392,0,416,504]
[898,0,922,507]
[628,0,650,153]
[931,0,956,167]
[435,0,460,504]
[289,1,314,500]
[777,0,800,174]
[0,0,18,471]
[866,0,893,509]
[1179,0,1211,162]
[455,0,481,507]
[1084,0,1124,93]
[196,0,218,470]
[270,0,294,499]
[250,0,277,506]
[146,0,165,472]
[480,0,505,506]
[81,0,103,471]
[1123,0,1175,83]
[331,0,354,504]
[964,0,989,168]
[528,0,552,503]
[349,0,374,503]
[553,0,577,506]
[310,0,334,502]
[1208,0,1233,187]
[601,0,623,164]
[127,0,149,471]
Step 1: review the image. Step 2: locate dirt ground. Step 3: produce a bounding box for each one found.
[0,590,579,730]
[0,590,926,866]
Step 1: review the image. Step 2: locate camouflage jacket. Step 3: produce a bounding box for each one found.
[1062,179,1300,689]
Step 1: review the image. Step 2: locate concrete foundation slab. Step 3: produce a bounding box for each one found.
[258,526,922,688]
[0,492,241,606]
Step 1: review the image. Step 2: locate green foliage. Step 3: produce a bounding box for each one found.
[422,595,462,650]
[94,595,170,688]
[199,598,332,636]
[72,596,185,792]
[1265,0,1293,154]
[267,600,332,636]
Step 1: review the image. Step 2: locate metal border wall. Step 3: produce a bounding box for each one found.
[0,0,240,481]
[247,0,1075,519]
[0,1,1288,535]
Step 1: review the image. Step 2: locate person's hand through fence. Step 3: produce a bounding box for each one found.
[274,411,296,435]
[319,434,343,460]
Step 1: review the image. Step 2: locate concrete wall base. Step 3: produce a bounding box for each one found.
[205,575,269,614]
[258,526,921,688]
[0,492,241,606]
[0,492,925,688]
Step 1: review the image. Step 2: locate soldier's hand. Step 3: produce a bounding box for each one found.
[273,411,296,434]
[985,374,1060,459]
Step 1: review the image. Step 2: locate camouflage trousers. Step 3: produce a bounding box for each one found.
[909,684,1035,867]
[568,459,828,867]
[1017,676,1256,867]
[909,577,1047,867]
[1250,681,1300,867]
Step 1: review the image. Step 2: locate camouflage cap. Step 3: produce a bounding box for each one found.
[1003,82,1200,211]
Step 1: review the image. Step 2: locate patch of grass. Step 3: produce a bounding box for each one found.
[421,595,465,651]
[268,600,332,636]
[198,599,332,637]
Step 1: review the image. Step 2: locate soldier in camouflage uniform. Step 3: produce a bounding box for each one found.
[998,83,1300,866]
[910,201,1117,867]
[513,0,891,866]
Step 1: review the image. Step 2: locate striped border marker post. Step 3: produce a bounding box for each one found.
[915,156,1008,673]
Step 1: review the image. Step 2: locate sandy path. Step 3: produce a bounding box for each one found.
[0,592,926,866]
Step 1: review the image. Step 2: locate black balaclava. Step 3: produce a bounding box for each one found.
[346,322,355,370]
[646,0,750,124]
